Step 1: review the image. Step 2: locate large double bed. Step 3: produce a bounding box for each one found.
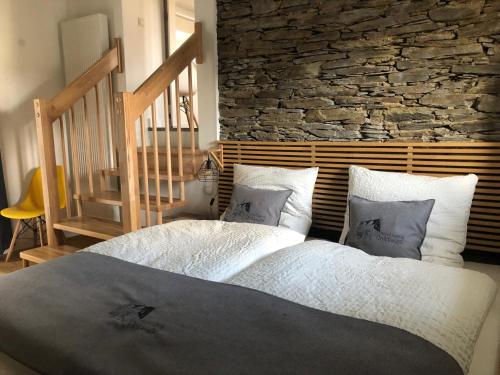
[0,141,499,374]
[0,220,497,374]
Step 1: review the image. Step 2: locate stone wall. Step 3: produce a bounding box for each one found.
[217,0,500,141]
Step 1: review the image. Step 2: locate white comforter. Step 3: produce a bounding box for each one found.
[84,220,305,281]
[227,240,497,374]
[84,222,495,373]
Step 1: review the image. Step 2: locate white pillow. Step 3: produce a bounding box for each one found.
[339,166,478,267]
[231,164,319,235]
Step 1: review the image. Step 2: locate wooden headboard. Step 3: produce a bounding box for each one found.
[218,141,500,254]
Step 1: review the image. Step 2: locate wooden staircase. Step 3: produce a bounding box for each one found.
[34,23,206,248]
[76,148,203,208]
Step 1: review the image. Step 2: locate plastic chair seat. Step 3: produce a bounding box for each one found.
[2,166,66,262]
[0,207,45,220]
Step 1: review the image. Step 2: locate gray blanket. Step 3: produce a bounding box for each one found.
[0,252,462,375]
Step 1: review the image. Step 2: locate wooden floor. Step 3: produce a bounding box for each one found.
[0,255,22,274]
[0,236,34,274]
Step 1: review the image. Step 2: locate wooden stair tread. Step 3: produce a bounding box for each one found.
[20,245,78,265]
[53,216,124,240]
[74,191,123,206]
[74,191,187,210]
[139,196,187,210]
[101,168,196,182]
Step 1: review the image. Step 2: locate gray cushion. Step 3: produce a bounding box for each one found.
[345,196,435,260]
[224,184,293,226]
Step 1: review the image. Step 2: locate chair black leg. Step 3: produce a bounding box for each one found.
[37,217,44,246]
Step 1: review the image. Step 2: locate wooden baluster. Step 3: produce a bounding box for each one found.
[82,95,94,195]
[175,77,185,201]
[151,103,162,224]
[188,63,196,176]
[140,114,151,227]
[59,116,72,218]
[107,73,117,168]
[114,92,141,232]
[69,106,82,216]
[34,99,62,246]
[94,85,106,190]
[163,90,173,204]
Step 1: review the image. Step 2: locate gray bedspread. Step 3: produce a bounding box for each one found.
[0,252,462,375]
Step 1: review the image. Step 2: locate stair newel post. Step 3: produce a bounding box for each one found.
[114,92,141,232]
[34,99,63,246]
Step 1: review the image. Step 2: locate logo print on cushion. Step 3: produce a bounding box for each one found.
[358,218,381,234]
[238,201,252,213]
[232,201,265,223]
[353,218,404,246]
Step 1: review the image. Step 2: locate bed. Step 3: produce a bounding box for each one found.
[0,229,496,374]
[0,141,499,374]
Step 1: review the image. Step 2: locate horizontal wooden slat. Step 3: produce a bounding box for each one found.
[467,232,500,241]
[468,225,500,234]
[466,238,500,247]
[219,140,500,254]
[470,206,500,214]
[472,199,500,207]
[220,140,500,147]
[224,150,500,161]
[466,243,500,252]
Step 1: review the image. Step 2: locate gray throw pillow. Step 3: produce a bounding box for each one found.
[345,196,435,260]
[224,184,292,226]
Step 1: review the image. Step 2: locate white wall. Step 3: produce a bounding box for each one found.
[121,0,165,92]
[195,0,218,150]
[65,0,123,41]
[179,0,219,217]
[65,0,165,93]
[0,0,67,207]
[64,0,126,91]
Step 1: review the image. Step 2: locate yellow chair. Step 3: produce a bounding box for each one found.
[1,166,66,262]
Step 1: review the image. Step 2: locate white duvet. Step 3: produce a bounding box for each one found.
[228,240,497,374]
[84,222,495,374]
[84,220,305,281]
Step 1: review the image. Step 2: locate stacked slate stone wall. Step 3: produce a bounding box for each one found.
[217,0,500,141]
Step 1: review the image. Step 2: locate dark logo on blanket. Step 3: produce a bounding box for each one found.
[110,304,163,334]
[354,218,403,245]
